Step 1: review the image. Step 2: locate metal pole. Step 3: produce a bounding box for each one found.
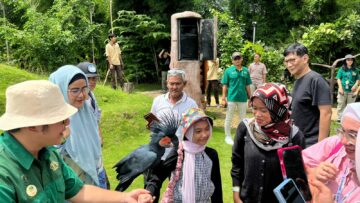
[109,0,113,34]
[89,4,95,64]
[252,21,257,44]
[0,1,10,63]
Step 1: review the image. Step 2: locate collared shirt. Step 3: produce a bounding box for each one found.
[249,62,267,85]
[207,58,220,81]
[105,42,122,65]
[0,132,84,202]
[336,67,360,92]
[303,136,360,203]
[151,92,198,159]
[86,91,102,123]
[151,92,198,122]
[221,65,252,102]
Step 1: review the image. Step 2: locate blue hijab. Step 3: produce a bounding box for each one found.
[49,65,101,185]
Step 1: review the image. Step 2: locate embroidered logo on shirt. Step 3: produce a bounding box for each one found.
[26,185,37,197]
[50,161,59,171]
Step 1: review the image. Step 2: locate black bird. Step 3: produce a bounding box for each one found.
[113,112,179,191]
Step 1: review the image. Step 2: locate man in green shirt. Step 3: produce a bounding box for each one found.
[0,80,153,203]
[221,52,252,145]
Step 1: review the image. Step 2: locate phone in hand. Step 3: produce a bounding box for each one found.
[277,145,312,201]
[273,178,306,203]
[144,112,160,129]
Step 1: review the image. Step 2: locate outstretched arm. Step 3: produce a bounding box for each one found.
[70,185,153,203]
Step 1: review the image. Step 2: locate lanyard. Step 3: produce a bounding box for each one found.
[335,165,357,203]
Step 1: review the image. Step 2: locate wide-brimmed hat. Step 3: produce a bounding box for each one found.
[231,52,242,60]
[77,62,98,77]
[345,54,355,59]
[181,108,213,136]
[0,80,77,130]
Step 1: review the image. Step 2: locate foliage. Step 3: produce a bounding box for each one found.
[210,9,245,69]
[298,11,360,76]
[112,0,194,30]
[0,0,105,73]
[112,10,169,83]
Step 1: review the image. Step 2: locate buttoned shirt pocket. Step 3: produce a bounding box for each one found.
[54,179,65,193]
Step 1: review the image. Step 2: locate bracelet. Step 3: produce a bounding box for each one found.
[232,186,240,192]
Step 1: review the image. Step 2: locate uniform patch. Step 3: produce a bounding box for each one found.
[50,161,59,171]
[26,185,37,197]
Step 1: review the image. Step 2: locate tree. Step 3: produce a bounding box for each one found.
[112,10,169,83]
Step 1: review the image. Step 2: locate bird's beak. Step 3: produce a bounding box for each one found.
[159,136,174,148]
[162,141,174,148]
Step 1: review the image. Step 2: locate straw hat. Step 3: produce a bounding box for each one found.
[345,54,355,59]
[0,80,77,130]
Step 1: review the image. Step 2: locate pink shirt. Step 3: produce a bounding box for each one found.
[302,136,360,203]
[249,62,267,85]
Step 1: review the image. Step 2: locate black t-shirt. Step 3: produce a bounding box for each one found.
[290,71,332,147]
[159,57,170,71]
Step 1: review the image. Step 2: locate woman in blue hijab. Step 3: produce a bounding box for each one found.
[49,65,107,189]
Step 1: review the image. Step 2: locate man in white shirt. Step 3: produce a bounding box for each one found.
[146,69,197,202]
[249,53,267,94]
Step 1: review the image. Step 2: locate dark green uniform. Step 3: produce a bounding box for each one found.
[221,65,252,102]
[0,132,84,202]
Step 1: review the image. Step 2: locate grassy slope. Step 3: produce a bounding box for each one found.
[0,64,339,202]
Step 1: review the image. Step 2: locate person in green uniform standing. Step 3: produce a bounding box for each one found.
[0,80,153,203]
[336,54,360,122]
[221,52,252,145]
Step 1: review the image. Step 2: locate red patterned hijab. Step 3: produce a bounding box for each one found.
[250,83,292,143]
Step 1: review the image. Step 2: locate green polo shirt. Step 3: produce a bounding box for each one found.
[336,67,360,92]
[0,132,84,202]
[222,65,252,102]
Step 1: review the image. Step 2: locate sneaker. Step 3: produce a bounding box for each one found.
[225,136,234,145]
[216,104,221,108]
[206,104,210,107]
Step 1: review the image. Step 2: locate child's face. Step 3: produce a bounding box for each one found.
[191,120,211,146]
[88,77,97,91]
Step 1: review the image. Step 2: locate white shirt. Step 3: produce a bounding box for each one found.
[151,92,198,159]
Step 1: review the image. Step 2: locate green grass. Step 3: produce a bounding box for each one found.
[0,64,340,202]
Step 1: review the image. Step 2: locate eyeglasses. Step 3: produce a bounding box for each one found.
[284,58,297,65]
[68,87,90,96]
[337,127,357,145]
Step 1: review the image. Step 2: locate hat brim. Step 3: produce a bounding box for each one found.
[86,73,99,77]
[183,116,213,136]
[0,104,77,131]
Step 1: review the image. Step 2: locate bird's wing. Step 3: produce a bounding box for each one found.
[113,145,158,184]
